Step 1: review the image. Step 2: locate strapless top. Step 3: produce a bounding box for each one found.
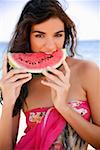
[24,100,90,131]
[15,100,91,150]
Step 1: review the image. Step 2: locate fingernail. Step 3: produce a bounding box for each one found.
[42,70,47,74]
[47,66,52,70]
[29,73,32,78]
[41,80,44,84]
[28,73,32,76]
[23,69,28,72]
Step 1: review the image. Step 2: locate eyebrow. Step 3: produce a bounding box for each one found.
[55,30,65,34]
[31,30,65,34]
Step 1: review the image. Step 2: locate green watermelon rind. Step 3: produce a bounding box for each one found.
[7,49,67,74]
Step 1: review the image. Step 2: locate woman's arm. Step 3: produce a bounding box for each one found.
[0,104,20,150]
[0,54,32,150]
[55,61,100,148]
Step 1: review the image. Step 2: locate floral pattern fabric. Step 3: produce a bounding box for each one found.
[24,100,90,150]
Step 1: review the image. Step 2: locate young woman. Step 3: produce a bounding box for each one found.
[0,0,100,149]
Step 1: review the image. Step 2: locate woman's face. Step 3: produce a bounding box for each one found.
[30,17,65,54]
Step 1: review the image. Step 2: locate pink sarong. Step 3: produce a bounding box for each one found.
[14,107,66,150]
[15,100,90,150]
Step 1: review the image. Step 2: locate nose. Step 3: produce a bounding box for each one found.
[45,38,56,53]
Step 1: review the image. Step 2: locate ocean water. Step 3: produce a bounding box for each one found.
[0,40,100,78]
[76,40,100,65]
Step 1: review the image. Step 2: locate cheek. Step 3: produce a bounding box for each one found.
[55,38,65,48]
[30,37,45,51]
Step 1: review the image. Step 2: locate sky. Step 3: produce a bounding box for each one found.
[0,0,100,41]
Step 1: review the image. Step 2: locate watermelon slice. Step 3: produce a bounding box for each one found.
[7,49,67,77]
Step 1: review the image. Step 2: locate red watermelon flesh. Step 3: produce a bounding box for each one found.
[8,49,67,73]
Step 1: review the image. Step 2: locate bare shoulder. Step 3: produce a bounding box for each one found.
[79,59,99,73]
[67,57,99,81]
[72,58,99,88]
[70,58,99,80]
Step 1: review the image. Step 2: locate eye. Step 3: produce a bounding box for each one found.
[35,34,44,38]
[55,33,63,37]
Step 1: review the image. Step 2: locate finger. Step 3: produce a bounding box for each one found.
[4,69,29,80]
[47,66,65,82]
[2,53,7,77]
[41,79,59,90]
[63,60,70,76]
[14,75,32,87]
[42,70,63,86]
[8,73,32,82]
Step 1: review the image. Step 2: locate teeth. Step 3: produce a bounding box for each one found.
[44,52,51,54]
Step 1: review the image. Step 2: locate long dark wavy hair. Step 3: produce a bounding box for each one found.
[7,0,77,116]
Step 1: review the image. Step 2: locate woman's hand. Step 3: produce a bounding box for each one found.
[41,60,70,108]
[0,54,32,107]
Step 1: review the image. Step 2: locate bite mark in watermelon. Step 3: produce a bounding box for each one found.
[7,49,67,77]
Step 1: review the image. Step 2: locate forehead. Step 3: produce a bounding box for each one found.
[31,17,64,32]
